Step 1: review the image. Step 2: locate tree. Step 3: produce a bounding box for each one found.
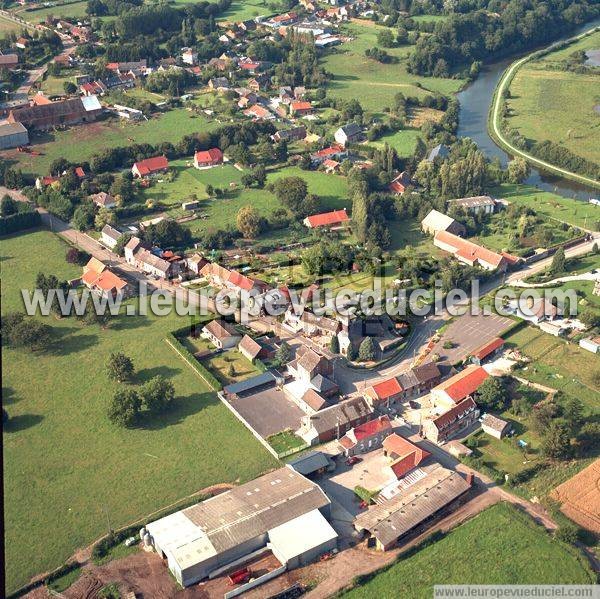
[0,195,18,216]
[377,28,395,48]
[541,420,572,459]
[236,205,262,239]
[274,341,291,365]
[555,523,581,544]
[66,247,89,265]
[358,337,375,362]
[549,247,565,276]
[106,351,135,382]
[2,312,52,351]
[507,157,530,184]
[107,388,141,427]
[113,232,134,257]
[272,177,308,216]
[140,375,175,414]
[72,203,96,231]
[95,207,117,230]
[477,377,509,411]
[530,402,559,434]
[563,397,584,435]
[227,363,236,377]
[576,422,600,452]
[63,81,77,95]
[579,308,600,329]
[329,335,340,354]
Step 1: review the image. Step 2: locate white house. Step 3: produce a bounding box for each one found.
[100,224,122,249]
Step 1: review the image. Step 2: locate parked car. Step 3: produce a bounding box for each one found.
[346,456,362,466]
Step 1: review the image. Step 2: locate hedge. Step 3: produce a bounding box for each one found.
[165,333,222,391]
[0,210,41,236]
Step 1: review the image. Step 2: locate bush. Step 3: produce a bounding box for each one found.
[555,523,581,545]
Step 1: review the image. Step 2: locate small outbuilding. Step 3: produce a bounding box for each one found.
[481,413,510,439]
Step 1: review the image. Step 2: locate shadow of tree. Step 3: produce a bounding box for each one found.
[50,333,98,356]
[136,365,180,383]
[4,413,44,432]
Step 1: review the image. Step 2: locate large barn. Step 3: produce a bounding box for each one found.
[7,96,102,130]
[145,466,337,587]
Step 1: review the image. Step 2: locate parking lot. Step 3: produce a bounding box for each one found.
[430,312,512,364]
[225,386,305,438]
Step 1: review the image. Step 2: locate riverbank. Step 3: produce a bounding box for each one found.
[487,24,600,190]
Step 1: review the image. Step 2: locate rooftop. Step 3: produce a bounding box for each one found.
[433,365,489,403]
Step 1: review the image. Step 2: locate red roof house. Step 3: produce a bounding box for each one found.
[290,100,313,116]
[194,148,223,168]
[303,208,350,229]
[364,377,403,407]
[338,415,393,456]
[131,156,169,178]
[383,433,431,479]
[434,230,508,271]
[388,171,412,195]
[431,365,490,406]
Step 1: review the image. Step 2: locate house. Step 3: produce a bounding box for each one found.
[470,337,504,365]
[297,397,374,445]
[322,159,340,173]
[579,336,600,354]
[0,53,19,70]
[186,253,208,275]
[272,126,306,142]
[303,208,350,229]
[15,36,29,49]
[243,104,274,120]
[426,144,450,162]
[421,209,466,237]
[0,122,29,150]
[248,74,270,92]
[364,377,403,409]
[7,96,102,130]
[292,347,333,385]
[298,389,330,414]
[124,237,143,264]
[433,230,509,271]
[334,123,363,147]
[290,100,313,116]
[227,270,269,294]
[423,397,480,444]
[135,248,173,279]
[266,11,298,27]
[338,415,393,456]
[90,191,116,209]
[193,148,223,168]
[353,467,471,551]
[181,47,198,65]
[310,145,347,165]
[382,433,431,479]
[131,156,169,178]
[201,319,241,349]
[481,413,510,439]
[521,297,560,323]
[238,334,278,363]
[387,171,413,195]
[100,224,122,249]
[146,466,337,587]
[208,77,230,90]
[448,195,496,215]
[200,262,232,287]
[288,310,340,340]
[81,258,128,298]
[431,365,489,409]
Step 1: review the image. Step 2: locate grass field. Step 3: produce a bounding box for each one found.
[0,15,27,35]
[40,73,78,97]
[320,21,465,115]
[371,128,421,157]
[19,0,88,22]
[200,349,259,385]
[504,324,600,412]
[505,30,600,166]
[1,229,278,593]
[341,503,595,597]
[493,183,600,230]
[214,0,282,22]
[5,109,219,177]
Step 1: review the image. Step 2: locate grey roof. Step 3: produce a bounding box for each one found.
[354,467,470,546]
[288,451,330,475]
[136,248,171,273]
[448,195,495,208]
[427,144,449,161]
[101,224,122,241]
[223,371,276,395]
[0,122,27,136]
[338,122,362,137]
[182,466,329,553]
[203,318,239,341]
[482,413,509,432]
[412,362,442,385]
[311,374,337,395]
[303,397,372,435]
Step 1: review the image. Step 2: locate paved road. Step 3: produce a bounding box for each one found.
[490,24,600,190]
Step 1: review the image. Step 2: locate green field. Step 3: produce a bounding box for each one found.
[371,128,421,157]
[1,229,277,592]
[215,0,281,21]
[505,30,600,166]
[6,109,219,177]
[493,183,600,230]
[200,349,259,385]
[19,0,88,22]
[0,15,28,35]
[341,503,595,598]
[39,73,78,97]
[320,22,465,115]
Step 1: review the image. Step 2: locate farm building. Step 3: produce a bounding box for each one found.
[579,336,600,354]
[7,96,102,130]
[131,156,169,179]
[434,231,510,271]
[353,467,471,550]
[146,466,337,587]
[334,123,362,146]
[382,433,431,479]
[303,208,350,229]
[0,122,29,150]
[431,365,489,409]
[448,195,496,215]
[421,209,466,237]
[0,53,19,69]
[423,397,480,444]
[481,413,510,439]
[470,337,505,365]
[338,415,393,457]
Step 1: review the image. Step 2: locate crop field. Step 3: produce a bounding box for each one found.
[341,503,595,598]
[1,229,277,593]
[5,109,219,177]
[320,21,465,115]
[20,0,88,22]
[504,324,600,412]
[493,183,600,230]
[505,30,600,166]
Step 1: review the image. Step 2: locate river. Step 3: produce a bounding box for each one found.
[456,16,600,201]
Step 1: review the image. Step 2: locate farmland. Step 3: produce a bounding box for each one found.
[20,0,89,23]
[504,30,600,167]
[341,503,595,598]
[320,21,465,115]
[5,109,219,177]
[1,229,277,593]
[0,15,27,35]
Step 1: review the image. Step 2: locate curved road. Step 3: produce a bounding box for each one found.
[490,25,600,190]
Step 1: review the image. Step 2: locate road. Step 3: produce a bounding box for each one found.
[490,24,600,190]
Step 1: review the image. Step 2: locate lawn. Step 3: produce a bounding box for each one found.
[20,0,89,22]
[504,324,600,412]
[40,73,78,97]
[267,430,306,455]
[214,0,282,22]
[200,349,259,385]
[387,217,441,257]
[1,229,278,593]
[371,128,421,157]
[341,503,595,598]
[5,109,219,177]
[493,183,600,230]
[505,30,600,167]
[320,21,465,115]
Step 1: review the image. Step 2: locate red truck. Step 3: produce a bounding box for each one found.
[228,567,251,586]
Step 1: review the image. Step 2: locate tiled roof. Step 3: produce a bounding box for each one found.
[366,377,402,401]
[133,155,169,176]
[302,389,329,411]
[471,337,504,360]
[352,415,392,441]
[305,209,349,228]
[433,365,489,403]
[434,230,505,268]
[238,334,262,359]
[431,397,478,431]
[481,413,509,432]
[195,148,223,163]
[204,319,239,341]
[228,270,255,291]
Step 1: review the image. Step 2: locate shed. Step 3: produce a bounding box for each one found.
[481,413,510,439]
[288,451,331,476]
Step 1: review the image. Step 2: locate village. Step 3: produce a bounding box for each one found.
[1,0,600,598]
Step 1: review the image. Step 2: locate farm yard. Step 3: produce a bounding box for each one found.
[504,30,600,167]
[340,503,596,598]
[320,21,465,115]
[1,229,277,593]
